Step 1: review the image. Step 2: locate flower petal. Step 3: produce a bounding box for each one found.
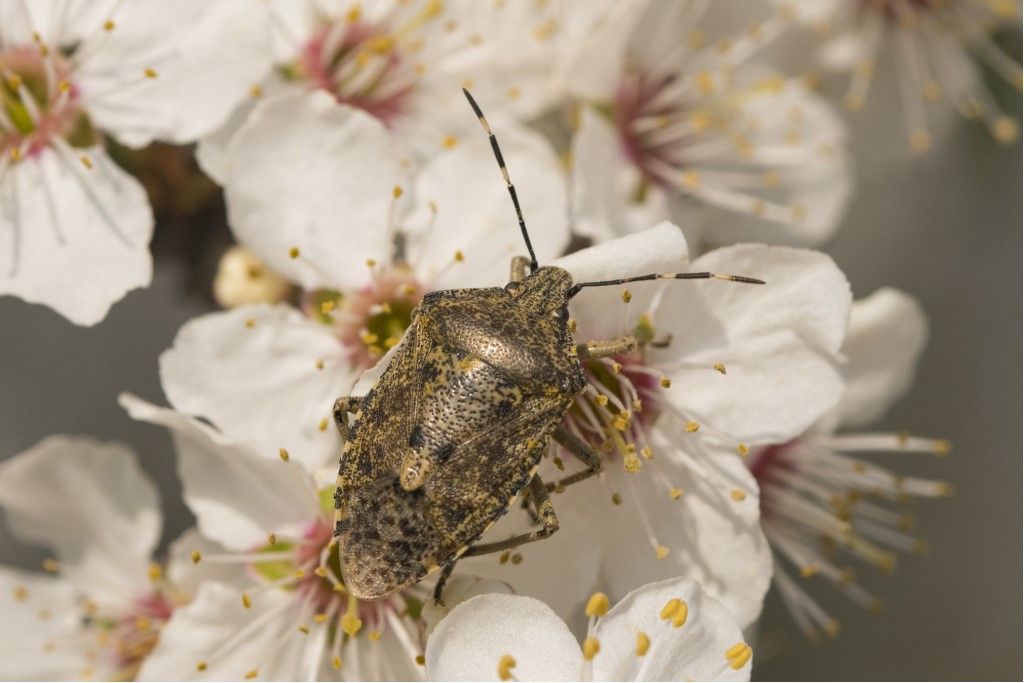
[160,304,354,470]
[570,108,671,242]
[0,436,159,607]
[0,566,90,680]
[410,118,569,290]
[425,593,582,681]
[224,91,405,291]
[593,577,751,681]
[0,147,153,326]
[556,222,690,341]
[564,432,771,629]
[78,0,273,145]
[136,581,308,682]
[837,288,929,428]
[120,394,319,550]
[422,575,514,638]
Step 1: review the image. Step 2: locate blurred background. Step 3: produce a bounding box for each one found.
[1,109,1020,680]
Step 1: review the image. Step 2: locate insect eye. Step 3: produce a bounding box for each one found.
[505,281,521,292]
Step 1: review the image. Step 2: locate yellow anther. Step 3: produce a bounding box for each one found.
[595,394,609,407]
[623,454,642,473]
[824,619,840,638]
[660,598,681,620]
[314,566,328,578]
[313,613,329,623]
[191,549,202,564]
[341,613,362,636]
[318,418,329,432]
[267,533,277,545]
[671,600,688,628]
[416,655,426,666]
[791,203,807,221]
[80,155,93,169]
[933,439,951,456]
[659,377,671,388]
[582,636,600,661]
[12,585,28,601]
[332,656,342,670]
[635,631,650,656]
[391,185,403,200]
[552,456,565,471]
[135,616,151,631]
[611,493,622,505]
[585,592,610,618]
[42,559,59,573]
[762,170,780,187]
[360,331,379,345]
[609,362,622,374]
[244,669,258,680]
[368,630,381,642]
[621,289,632,303]
[994,117,1019,144]
[442,134,458,149]
[684,421,700,433]
[681,169,701,189]
[366,258,378,268]
[921,80,941,101]
[278,448,290,462]
[695,71,714,94]
[640,447,653,460]
[510,553,523,565]
[103,20,116,31]
[498,654,516,681]
[736,443,750,457]
[669,487,683,500]
[297,625,310,634]
[800,564,818,578]
[730,489,747,502]
[713,363,727,374]
[249,84,263,98]
[144,68,158,79]
[196,661,207,671]
[245,318,256,329]
[909,129,932,154]
[506,85,521,100]
[288,246,300,259]
[320,300,335,314]
[725,642,752,670]
[454,249,464,262]
[655,545,669,560]
[499,550,510,564]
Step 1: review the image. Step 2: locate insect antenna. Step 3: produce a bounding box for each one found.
[568,272,765,298]
[462,87,539,272]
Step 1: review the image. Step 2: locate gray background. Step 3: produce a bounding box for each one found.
[1,121,1020,678]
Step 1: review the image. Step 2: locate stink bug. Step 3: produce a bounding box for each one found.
[332,89,764,604]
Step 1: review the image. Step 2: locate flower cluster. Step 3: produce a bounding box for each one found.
[2,0,1015,680]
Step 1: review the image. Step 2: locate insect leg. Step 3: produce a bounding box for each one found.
[332,395,364,440]
[547,426,603,491]
[462,475,559,558]
[576,336,638,360]
[432,477,557,605]
[509,255,531,283]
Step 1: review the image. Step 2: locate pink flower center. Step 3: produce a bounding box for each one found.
[747,440,796,520]
[290,20,416,127]
[308,265,426,370]
[0,45,94,158]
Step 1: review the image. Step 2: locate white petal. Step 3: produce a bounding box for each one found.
[120,395,320,550]
[460,508,603,630]
[592,578,751,681]
[166,527,248,600]
[687,244,852,355]
[78,0,273,145]
[570,108,671,242]
[563,433,770,629]
[224,91,404,291]
[0,147,152,326]
[691,76,852,249]
[422,575,514,638]
[160,304,354,470]
[555,222,690,341]
[0,566,89,680]
[0,436,159,607]
[425,594,582,681]
[194,94,262,186]
[837,288,929,428]
[410,118,569,290]
[662,329,846,443]
[136,581,308,682]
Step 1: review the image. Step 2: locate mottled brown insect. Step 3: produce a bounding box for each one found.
[333,89,763,603]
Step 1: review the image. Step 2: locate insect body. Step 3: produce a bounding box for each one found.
[333,90,763,603]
